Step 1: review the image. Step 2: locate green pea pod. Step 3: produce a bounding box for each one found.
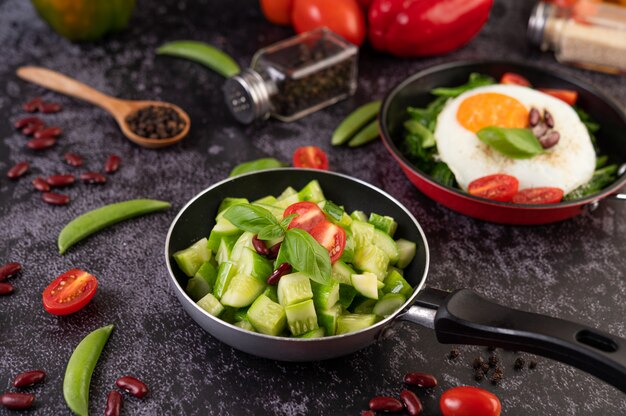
[347,120,380,147]
[156,41,241,78]
[229,158,286,177]
[64,324,114,416]
[332,101,381,146]
[58,199,171,254]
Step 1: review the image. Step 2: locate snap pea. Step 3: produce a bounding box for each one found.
[64,324,114,416]
[156,41,241,78]
[347,119,380,147]
[229,158,286,177]
[331,100,381,146]
[58,199,171,254]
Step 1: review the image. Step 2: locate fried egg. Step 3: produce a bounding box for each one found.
[434,84,596,194]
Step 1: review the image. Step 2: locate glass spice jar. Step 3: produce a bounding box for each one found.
[223,28,358,124]
[528,0,626,75]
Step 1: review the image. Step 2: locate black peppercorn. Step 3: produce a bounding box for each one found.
[126,105,186,139]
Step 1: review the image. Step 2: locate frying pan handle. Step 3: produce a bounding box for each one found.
[403,288,626,393]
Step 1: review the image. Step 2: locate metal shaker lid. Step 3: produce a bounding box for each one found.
[223,69,271,124]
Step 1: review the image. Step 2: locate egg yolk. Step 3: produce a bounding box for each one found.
[456,93,529,133]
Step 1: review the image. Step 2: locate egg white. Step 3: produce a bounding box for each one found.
[434,84,596,195]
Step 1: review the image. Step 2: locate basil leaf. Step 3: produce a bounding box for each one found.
[229,158,286,177]
[431,73,496,98]
[223,204,281,234]
[280,214,297,229]
[477,127,543,159]
[257,224,284,240]
[276,229,331,285]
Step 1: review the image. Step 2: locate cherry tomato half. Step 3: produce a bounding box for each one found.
[42,269,98,316]
[538,88,578,106]
[292,146,329,170]
[500,72,531,87]
[260,0,293,25]
[468,174,519,202]
[512,187,564,204]
[291,0,366,46]
[440,386,501,416]
[310,220,346,263]
[284,201,326,232]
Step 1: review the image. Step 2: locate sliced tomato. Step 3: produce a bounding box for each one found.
[284,201,326,232]
[538,88,578,105]
[42,269,98,316]
[500,72,531,87]
[310,221,346,263]
[440,386,501,416]
[293,146,329,170]
[468,174,519,202]
[512,187,564,204]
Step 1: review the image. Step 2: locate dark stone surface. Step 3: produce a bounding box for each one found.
[1,0,625,414]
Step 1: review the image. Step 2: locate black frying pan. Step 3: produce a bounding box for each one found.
[164,169,626,393]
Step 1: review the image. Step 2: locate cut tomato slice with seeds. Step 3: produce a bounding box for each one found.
[500,72,531,87]
[42,269,98,316]
[468,174,519,202]
[538,88,578,106]
[284,201,326,233]
[512,187,564,204]
[310,221,346,263]
[293,146,329,170]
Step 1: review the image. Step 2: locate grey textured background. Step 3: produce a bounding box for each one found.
[1,0,625,414]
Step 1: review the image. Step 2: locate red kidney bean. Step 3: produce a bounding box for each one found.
[267,262,292,285]
[105,390,123,416]
[403,372,438,388]
[7,161,29,179]
[22,97,42,113]
[369,396,403,412]
[21,121,45,136]
[64,152,83,167]
[267,242,281,260]
[0,282,14,295]
[14,116,42,129]
[27,137,56,151]
[42,192,70,206]
[544,109,555,128]
[400,390,423,416]
[529,108,540,127]
[540,131,560,149]
[32,177,51,192]
[115,376,149,398]
[34,126,62,139]
[13,370,46,388]
[46,174,75,187]
[39,102,62,113]
[252,235,270,256]
[0,262,21,281]
[0,392,34,410]
[80,171,107,184]
[531,122,547,138]
[361,411,375,416]
[105,154,121,174]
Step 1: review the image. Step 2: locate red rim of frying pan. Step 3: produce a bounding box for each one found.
[379,60,626,216]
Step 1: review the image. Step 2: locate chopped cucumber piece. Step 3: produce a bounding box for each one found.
[278,186,297,200]
[353,245,390,281]
[298,180,326,203]
[195,261,217,285]
[338,284,357,309]
[220,274,267,308]
[196,293,224,317]
[208,217,243,252]
[220,307,238,323]
[350,220,375,248]
[352,298,377,314]
[253,195,277,205]
[318,200,344,222]
[274,193,300,209]
[373,293,406,317]
[263,285,278,303]
[298,327,325,338]
[235,248,272,281]
[311,280,340,311]
[372,229,400,264]
[213,261,237,299]
[336,314,378,335]
[234,320,255,332]
[216,237,235,265]
[252,203,284,220]
[173,237,212,277]
[332,260,356,285]
[396,239,417,268]
[247,294,286,336]
[230,232,254,262]
[186,261,218,301]
[350,210,368,222]
[318,304,342,336]
[216,197,249,219]
[277,272,313,306]
[351,272,379,300]
[368,213,398,237]
[340,228,355,263]
[285,299,319,336]
[383,269,414,298]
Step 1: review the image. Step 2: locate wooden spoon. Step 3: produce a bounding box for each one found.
[16,66,190,149]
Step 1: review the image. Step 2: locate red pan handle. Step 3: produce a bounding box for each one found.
[401,288,626,393]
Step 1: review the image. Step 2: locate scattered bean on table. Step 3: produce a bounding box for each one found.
[0,282,14,295]
[105,390,123,416]
[115,376,149,398]
[80,172,107,184]
[27,137,56,150]
[0,262,21,281]
[64,152,83,167]
[0,392,35,410]
[46,174,75,187]
[104,155,121,174]
[32,177,51,192]
[7,161,29,179]
[13,370,46,388]
[42,192,70,206]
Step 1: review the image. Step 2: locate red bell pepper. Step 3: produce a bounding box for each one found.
[368,0,493,57]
